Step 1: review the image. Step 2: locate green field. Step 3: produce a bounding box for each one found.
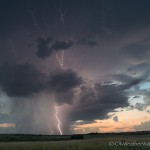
[0,133,149,150]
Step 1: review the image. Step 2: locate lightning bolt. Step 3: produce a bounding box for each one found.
[55,51,65,69]
[55,106,62,135]
[55,0,67,23]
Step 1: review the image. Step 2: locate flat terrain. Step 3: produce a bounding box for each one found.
[0,132,149,150]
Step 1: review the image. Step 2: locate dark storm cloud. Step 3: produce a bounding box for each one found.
[51,40,73,51]
[48,69,82,104]
[102,73,150,113]
[36,37,73,58]
[77,38,97,47]
[48,69,82,93]
[1,0,150,40]
[36,37,53,58]
[70,76,144,121]
[70,83,129,121]
[0,63,46,97]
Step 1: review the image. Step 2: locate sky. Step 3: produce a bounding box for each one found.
[0,0,150,135]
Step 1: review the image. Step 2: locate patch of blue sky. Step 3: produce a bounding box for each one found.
[139,82,150,90]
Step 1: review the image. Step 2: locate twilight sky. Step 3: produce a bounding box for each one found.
[0,0,150,134]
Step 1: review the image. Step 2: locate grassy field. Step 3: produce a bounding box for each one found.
[0,133,149,150]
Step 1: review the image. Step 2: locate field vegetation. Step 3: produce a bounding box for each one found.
[0,132,149,150]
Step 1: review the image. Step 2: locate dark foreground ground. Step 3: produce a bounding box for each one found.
[0,131,149,150]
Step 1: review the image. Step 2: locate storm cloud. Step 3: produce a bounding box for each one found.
[0,63,46,97]
[36,37,53,58]
[51,40,73,51]
[0,0,150,134]
[48,69,82,104]
[70,83,129,121]
[48,69,82,93]
[37,37,73,58]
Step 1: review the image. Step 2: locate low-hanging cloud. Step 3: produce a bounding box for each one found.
[51,40,73,51]
[36,37,73,59]
[48,69,82,93]
[0,63,46,97]
[48,69,82,104]
[36,37,54,58]
[70,83,129,121]
[70,77,143,122]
